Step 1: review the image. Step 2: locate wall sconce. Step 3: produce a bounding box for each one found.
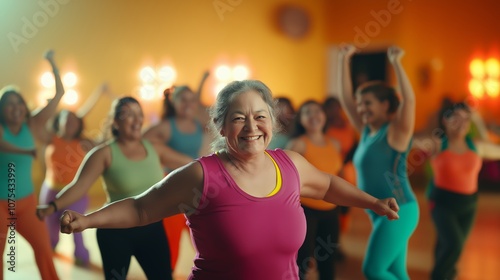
[138,65,177,101]
[213,64,251,96]
[39,71,79,106]
[469,58,500,99]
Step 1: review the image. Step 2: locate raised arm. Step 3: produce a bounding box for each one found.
[475,140,500,160]
[76,83,109,118]
[337,45,363,132]
[195,70,210,98]
[143,121,170,144]
[31,50,65,143]
[387,46,416,151]
[60,161,203,233]
[195,71,211,129]
[470,109,490,141]
[285,150,399,219]
[153,142,193,170]
[36,145,108,220]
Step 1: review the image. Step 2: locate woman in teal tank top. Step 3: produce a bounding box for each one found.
[37,97,192,280]
[0,50,63,280]
[337,45,419,280]
[143,72,211,269]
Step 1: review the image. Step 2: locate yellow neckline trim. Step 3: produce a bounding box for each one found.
[266,151,282,197]
[215,151,282,197]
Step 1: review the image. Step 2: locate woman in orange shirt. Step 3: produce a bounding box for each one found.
[287,100,343,280]
[323,96,358,240]
[38,84,108,266]
[415,102,500,280]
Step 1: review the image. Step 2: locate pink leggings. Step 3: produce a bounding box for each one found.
[0,194,59,280]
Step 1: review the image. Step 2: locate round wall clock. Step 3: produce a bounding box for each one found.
[275,5,311,40]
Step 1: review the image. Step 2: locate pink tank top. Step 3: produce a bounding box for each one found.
[187,149,306,280]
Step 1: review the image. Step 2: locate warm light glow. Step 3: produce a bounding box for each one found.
[215,65,231,81]
[139,67,156,83]
[139,85,156,100]
[232,65,250,81]
[41,72,54,88]
[158,66,176,82]
[63,72,77,87]
[469,79,484,98]
[214,82,227,96]
[470,59,485,79]
[63,89,79,105]
[485,58,500,78]
[137,65,178,101]
[469,57,500,99]
[485,78,500,97]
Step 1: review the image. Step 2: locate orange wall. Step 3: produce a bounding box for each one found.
[0,0,328,193]
[3,0,499,194]
[325,0,500,129]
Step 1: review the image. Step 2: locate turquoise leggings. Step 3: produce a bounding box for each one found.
[363,201,419,280]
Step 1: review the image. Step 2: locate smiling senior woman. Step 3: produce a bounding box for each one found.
[59,80,399,280]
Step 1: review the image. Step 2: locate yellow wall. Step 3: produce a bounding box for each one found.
[0,0,328,195]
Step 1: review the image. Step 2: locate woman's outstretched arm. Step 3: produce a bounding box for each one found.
[60,161,203,233]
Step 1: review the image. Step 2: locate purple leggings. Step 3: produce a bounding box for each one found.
[39,182,90,263]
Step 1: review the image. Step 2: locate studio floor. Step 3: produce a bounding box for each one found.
[3,187,500,280]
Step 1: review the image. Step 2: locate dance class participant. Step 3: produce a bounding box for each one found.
[59,80,399,280]
[143,71,210,270]
[0,50,62,280]
[337,45,419,280]
[38,97,192,279]
[287,100,343,279]
[416,102,500,280]
[38,83,109,266]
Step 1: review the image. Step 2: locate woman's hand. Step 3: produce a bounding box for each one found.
[36,204,56,221]
[372,197,400,220]
[60,210,89,234]
[338,44,357,59]
[387,45,405,64]
[44,49,55,61]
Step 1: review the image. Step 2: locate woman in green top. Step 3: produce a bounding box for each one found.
[37,97,192,280]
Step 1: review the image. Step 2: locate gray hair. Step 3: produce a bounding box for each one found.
[208,80,280,152]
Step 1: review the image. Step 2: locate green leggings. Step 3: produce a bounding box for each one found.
[363,201,419,280]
